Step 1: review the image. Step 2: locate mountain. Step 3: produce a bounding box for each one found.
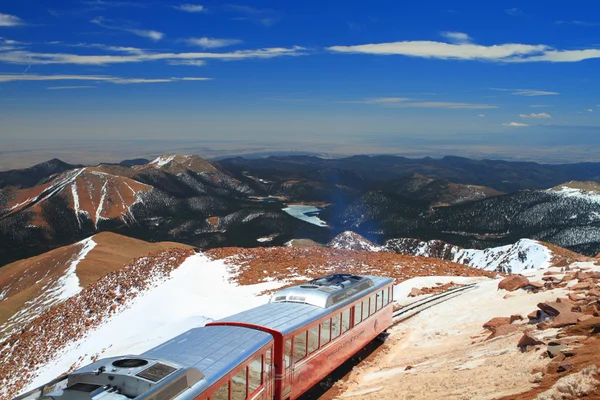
[0,158,81,189]
[219,155,600,192]
[0,232,192,342]
[382,173,503,206]
[327,231,384,252]
[0,156,330,267]
[4,242,599,399]
[385,237,588,273]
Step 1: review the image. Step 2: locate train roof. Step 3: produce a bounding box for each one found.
[142,325,272,393]
[217,275,392,335]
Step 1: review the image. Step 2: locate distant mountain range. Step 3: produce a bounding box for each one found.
[1,154,600,267]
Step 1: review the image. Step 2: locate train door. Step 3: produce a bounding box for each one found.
[264,347,274,399]
[281,337,293,399]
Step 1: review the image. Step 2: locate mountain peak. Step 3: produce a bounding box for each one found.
[145,154,217,174]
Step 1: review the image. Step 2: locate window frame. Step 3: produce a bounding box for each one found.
[293,331,308,363]
[354,302,362,325]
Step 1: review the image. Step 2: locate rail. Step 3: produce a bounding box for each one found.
[391,283,478,323]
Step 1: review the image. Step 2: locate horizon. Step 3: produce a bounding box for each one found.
[1,1,600,166]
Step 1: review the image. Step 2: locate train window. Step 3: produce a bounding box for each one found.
[294,332,307,363]
[341,309,351,333]
[383,287,389,305]
[354,302,362,325]
[377,290,384,310]
[248,355,262,393]
[362,299,369,320]
[320,319,331,346]
[370,294,376,315]
[265,348,272,379]
[284,338,292,368]
[231,367,247,400]
[308,325,319,354]
[331,314,341,339]
[211,381,229,400]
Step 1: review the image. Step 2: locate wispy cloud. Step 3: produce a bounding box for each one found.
[345,97,497,109]
[173,4,206,13]
[47,85,97,89]
[0,13,24,27]
[0,46,306,65]
[0,74,211,84]
[478,114,485,117]
[328,35,600,63]
[167,60,207,66]
[91,17,164,41]
[520,112,551,118]
[440,31,471,44]
[505,8,524,17]
[491,88,559,96]
[529,104,554,108]
[184,37,242,49]
[556,20,600,27]
[82,1,144,8]
[226,4,282,27]
[503,122,529,127]
[586,108,594,112]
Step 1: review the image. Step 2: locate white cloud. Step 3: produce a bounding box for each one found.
[184,37,242,49]
[167,60,207,66]
[586,108,594,112]
[556,20,600,27]
[478,114,485,117]
[440,31,471,43]
[0,46,306,65]
[328,36,600,63]
[173,4,205,12]
[0,74,211,84]
[0,13,24,27]
[491,88,559,96]
[47,86,97,89]
[346,97,497,109]
[503,122,529,127]
[520,112,552,118]
[529,104,553,108]
[91,17,164,41]
[505,8,524,16]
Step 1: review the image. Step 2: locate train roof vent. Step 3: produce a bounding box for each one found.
[270,274,375,308]
[137,362,178,382]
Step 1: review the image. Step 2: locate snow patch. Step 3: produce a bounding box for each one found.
[149,155,176,168]
[283,205,328,227]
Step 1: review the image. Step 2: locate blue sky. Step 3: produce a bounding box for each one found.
[1,0,600,163]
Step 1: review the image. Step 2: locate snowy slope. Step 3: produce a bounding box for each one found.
[15,253,285,396]
[327,231,384,252]
[386,238,554,273]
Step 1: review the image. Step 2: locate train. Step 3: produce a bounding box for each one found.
[15,273,394,400]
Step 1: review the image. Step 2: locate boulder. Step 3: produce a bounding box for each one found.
[527,281,545,289]
[498,275,530,292]
[588,289,600,298]
[557,361,574,373]
[571,282,593,291]
[483,317,511,330]
[568,293,586,302]
[486,324,518,340]
[510,314,524,323]
[409,288,425,297]
[537,300,573,317]
[551,311,584,328]
[517,332,544,349]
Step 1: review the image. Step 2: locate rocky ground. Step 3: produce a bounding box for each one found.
[329,261,600,400]
[0,247,194,399]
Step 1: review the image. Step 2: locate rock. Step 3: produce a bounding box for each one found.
[517,332,544,349]
[588,289,600,298]
[557,361,574,373]
[542,276,561,282]
[578,315,594,323]
[568,293,586,302]
[498,275,530,292]
[551,311,584,328]
[510,314,524,323]
[527,281,545,289]
[483,317,511,330]
[487,324,519,340]
[571,282,593,290]
[529,372,543,383]
[405,365,414,371]
[537,300,573,317]
[409,288,425,297]
[503,294,514,299]
[547,344,566,358]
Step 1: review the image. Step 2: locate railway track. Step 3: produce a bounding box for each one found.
[391,283,479,324]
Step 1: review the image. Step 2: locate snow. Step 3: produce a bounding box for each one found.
[454,238,553,273]
[149,155,176,168]
[21,253,286,393]
[95,179,109,229]
[54,238,97,301]
[551,185,600,204]
[257,237,274,242]
[71,183,82,228]
[282,205,328,227]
